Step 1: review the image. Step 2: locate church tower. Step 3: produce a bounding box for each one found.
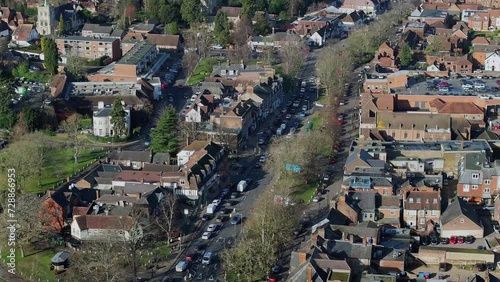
[37,0,55,35]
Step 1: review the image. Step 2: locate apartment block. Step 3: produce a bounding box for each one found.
[114,41,159,77]
[56,36,121,61]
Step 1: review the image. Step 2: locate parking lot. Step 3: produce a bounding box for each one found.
[394,76,500,98]
[10,78,50,109]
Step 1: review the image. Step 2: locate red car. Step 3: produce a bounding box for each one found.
[304,47,310,52]
[161,83,168,89]
[178,84,184,88]
[457,236,465,244]
[337,120,343,126]
[437,82,449,87]
[496,80,500,86]
[449,235,457,244]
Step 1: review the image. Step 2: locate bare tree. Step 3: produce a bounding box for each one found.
[280,37,303,75]
[154,192,179,245]
[60,114,83,164]
[0,192,49,258]
[182,51,200,76]
[179,120,202,146]
[64,239,129,282]
[231,16,253,61]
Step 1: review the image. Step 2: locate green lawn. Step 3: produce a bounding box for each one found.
[0,147,107,193]
[310,116,321,130]
[0,248,57,281]
[473,30,500,39]
[186,57,219,86]
[294,181,319,203]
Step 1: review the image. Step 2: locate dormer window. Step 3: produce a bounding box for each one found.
[472,173,479,179]
[409,198,414,203]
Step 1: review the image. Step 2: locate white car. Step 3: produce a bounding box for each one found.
[302,105,307,111]
[259,155,266,163]
[202,232,212,240]
[300,88,305,93]
[212,199,221,206]
[207,224,218,232]
[313,195,320,202]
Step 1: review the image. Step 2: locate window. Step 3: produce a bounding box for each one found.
[390,210,395,215]
[420,101,426,109]
[416,133,420,139]
[472,185,478,190]
[433,198,438,203]
[180,179,185,185]
[409,198,414,203]
[485,188,490,193]
[431,210,438,216]
[485,179,491,185]
[463,184,470,192]
[416,198,421,203]
[460,218,465,223]
[472,173,479,179]
[414,101,419,107]
[404,132,408,139]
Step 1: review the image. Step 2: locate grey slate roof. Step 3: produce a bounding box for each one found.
[345,148,385,169]
[109,150,152,163]
[441,196,481,227]
[351,191,376,211]
[152,153,170,165]
[94,107,112,117]
[81,23,113,34]
[121,183,158,195]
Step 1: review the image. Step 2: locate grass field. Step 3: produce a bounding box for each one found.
[186,57,219,86]
[0,248,57,281]
[294,181,319,203]
[0,147,107,193]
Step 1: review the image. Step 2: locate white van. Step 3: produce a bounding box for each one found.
[237,180,248,192]
[202,252,213,265]
[176,260,188,272]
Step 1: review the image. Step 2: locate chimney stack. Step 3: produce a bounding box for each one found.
[307,265,313,282]
[272,27,275,34]
[349,234,354,243]
[311,233,318,246]
[240,60,244,69]
[95,189,100,199]
[140,178,144,184]
[362,237,367,246]
[98,101,104,109]
[342,232,347,240]
[297,252,307,265]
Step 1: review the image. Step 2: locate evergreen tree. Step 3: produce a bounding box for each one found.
[253,16,271,36]
[40,37,46,52]
[58,14,65,36]
[180,0,203,26]
[150,107,179,154]
[110,97,127,137]
[214,11,230,45]
[166,22,179,35]
[399,43,413,66]
[241,0,257,18]
[158,2,181,25]
[0,88,16,129]
[44,38,59,75]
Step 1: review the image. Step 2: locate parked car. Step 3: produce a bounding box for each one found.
[230,214,242,225]
[439,262,448,272]
[430,236,439,245]
[449,235,457,244]
[440,237,449,244]
[202,231,212,240]
[207,224,218,232]
[465,235,475,244]
[487,262,496,271]
[457,236,465,244]
[201,213,211,221]
[420,236,430,246]
[312,195,321,202]
[476,263,486,271]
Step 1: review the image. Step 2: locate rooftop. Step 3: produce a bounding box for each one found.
[56,35,116,43]
[117,41,156,65]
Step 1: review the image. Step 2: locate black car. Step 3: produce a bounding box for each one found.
[421,236,430,246]
[193,243,206,253]
[430,236,439,245]
[439,262,448,272]
[476,263,486,272]
[465,235,475,244]
[293,226,304,237]
[201,213,211,221]
[487,262,496,271]
[440,237,449,245]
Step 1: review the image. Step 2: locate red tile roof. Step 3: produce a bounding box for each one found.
[438,102,483,114]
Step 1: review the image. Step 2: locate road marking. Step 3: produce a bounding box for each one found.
[209,275,215,281]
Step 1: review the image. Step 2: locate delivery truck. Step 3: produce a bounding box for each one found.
[237,180,248,192]
[206,204,217,214]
